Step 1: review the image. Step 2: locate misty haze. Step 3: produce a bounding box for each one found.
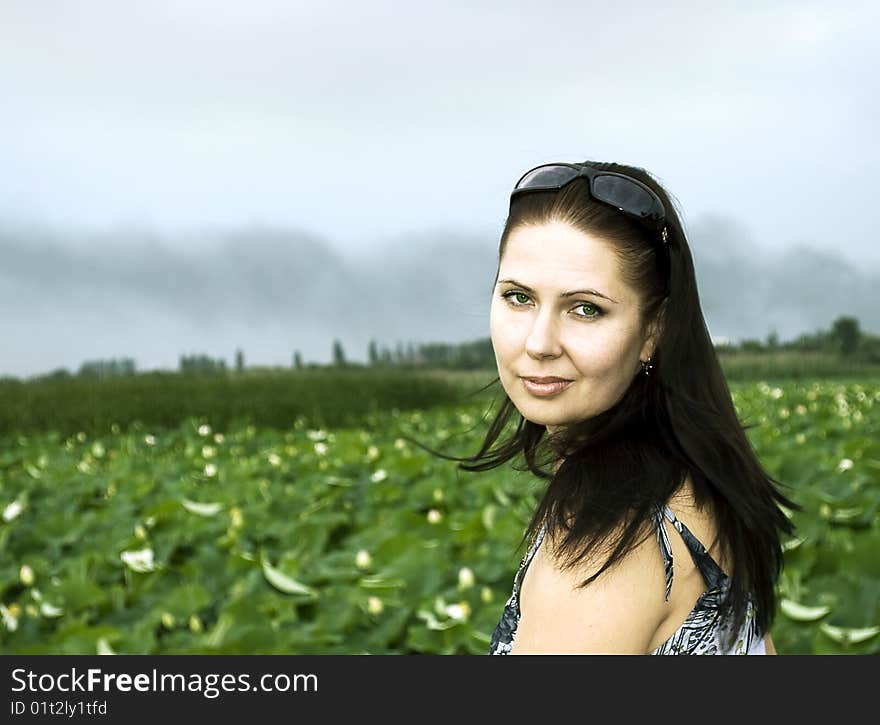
[2,216,878,379]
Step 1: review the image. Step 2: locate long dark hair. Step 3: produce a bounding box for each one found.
[411,159,799,650]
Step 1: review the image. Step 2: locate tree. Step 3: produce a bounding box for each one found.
[332,339,347,367]
[78,357,137,379]
[368,339,379,366]
[178,354,226,376]
[830,316,860,356]
[293,351,303,369]
[235,348,245,373]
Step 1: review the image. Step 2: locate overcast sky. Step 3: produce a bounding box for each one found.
[1,1,878,377]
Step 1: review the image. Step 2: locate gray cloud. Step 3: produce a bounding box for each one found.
[0,220,494,377]
[2,217,877,378]
[687,215,880,341]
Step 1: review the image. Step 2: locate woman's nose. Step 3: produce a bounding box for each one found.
[524,308,562,359]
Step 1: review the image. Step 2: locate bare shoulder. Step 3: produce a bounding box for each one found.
[665,475,733,576]
[667,483,779,654]
[643,476,735,651]
[512,517,669,654]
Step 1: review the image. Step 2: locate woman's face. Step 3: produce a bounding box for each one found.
[490,220,656,433]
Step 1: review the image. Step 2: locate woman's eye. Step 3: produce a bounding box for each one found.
[502,291,531,306]
[575,302,602,319]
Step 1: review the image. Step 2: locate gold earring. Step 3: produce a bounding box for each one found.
[640,357,654,376]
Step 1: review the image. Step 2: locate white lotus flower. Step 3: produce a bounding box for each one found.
[314,442,328,456]
[837,458,854,472]
[458,567,475,589]
[40,601,64,618]
[19,565,34,586]
[355,550,372,569]
[198,424,211,436]
[367,596,384,615]
[144,435,157,446]
[204,463,218,477]
[0,604,18,632]
[120,548,156,573]
[370,469,387,483]
[445,602,470,621]
[3,499,23,522]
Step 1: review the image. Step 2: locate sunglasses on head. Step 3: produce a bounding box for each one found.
[511,162,669,245]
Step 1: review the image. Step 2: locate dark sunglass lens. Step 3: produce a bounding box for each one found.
[592,175,655,217]
[516,165,578,191]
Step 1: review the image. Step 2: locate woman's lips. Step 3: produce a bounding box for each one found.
[521,377,573,396]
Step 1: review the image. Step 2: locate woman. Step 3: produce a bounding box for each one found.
[430,159,798,654]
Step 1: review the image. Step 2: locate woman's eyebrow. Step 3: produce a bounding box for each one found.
[497,278,619,304]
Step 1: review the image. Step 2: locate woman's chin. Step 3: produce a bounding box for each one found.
[518,410,569,430]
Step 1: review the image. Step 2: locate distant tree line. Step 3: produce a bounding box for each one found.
[179,354,227,375]
[79,358,137,379]
[365,338,493,369]
[717,316,880,362]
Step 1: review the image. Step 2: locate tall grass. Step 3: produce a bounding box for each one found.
[4,354,877,437]
[0,369,465,436]
[717,351,880,380]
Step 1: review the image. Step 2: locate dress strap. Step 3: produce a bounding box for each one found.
[655,505,727,601]
[514,523,547,596]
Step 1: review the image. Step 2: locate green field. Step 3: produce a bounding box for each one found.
[0,375,878,654]
[0,368,471,437]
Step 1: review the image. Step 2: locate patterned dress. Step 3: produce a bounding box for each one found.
[488,505,765,655]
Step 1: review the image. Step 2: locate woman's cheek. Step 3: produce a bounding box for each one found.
[493,309,526,348]
[571,334,624,376]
